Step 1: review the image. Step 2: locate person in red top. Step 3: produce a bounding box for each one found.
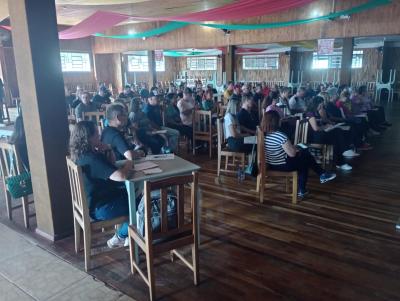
[261,81,270,97]
[335,89,352,118]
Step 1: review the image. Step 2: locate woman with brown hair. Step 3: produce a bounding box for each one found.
[70,121,133,248]
[262,111,336,197]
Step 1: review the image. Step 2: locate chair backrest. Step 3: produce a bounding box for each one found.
[256,127,267,178]
[66,157,91,226]
[216,118,225,154]
[218,103,227,118]
[0,141,24,179]
[84,111,105,133]
[84,111,105,126]
[193,110,212,135]
[143,172,198,242]
[294,119,308,145]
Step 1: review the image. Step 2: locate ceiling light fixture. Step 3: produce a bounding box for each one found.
[222,29,231,36]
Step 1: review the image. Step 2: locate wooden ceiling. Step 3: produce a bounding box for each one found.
[0,0,234,26]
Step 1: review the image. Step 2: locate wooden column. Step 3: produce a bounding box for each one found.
[148,50,157,87]
[289,47,302,83]
[115,53,124,90]
[8,0,72,240]
[340,37,354,86]
[224,45,236,82]
[381,41,396,83]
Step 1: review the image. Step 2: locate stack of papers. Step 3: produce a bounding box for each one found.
[134,161,158,171]
[142,168,163,174]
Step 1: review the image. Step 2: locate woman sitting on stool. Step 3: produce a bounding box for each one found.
[262,110,336,198]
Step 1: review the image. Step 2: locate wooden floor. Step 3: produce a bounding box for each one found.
[1,102,400,301]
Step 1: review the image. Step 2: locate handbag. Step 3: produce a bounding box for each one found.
[245,139,258,177]
[5,152,33,199]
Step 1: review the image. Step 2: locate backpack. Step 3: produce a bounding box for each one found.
[136,190,177,237]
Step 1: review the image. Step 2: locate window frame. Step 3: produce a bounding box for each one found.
[186,56,217,71]
[127,54,165,72]
[311,50,364,69]
[60,51,91,73]
[242,54,279,70]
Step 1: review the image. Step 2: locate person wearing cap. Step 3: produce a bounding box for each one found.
[92,86,111,109]
[119,85,135,99]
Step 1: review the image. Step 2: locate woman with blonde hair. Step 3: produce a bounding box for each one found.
[223,99,252,153]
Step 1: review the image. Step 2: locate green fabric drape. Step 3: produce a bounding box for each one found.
[197,0,391,30]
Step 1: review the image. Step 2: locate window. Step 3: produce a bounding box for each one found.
[242,54,279,70]
[60,52,91,72]
[311,50,363,69]
[187,57,217,71]
[352,50,363,69]
[127,55,165,72]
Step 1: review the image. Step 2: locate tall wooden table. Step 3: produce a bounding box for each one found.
[124,156,200,262]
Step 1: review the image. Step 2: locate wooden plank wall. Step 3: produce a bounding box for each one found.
[125,55,178,85]
[59,37,96,92]
[93,0,400,54]
[300,49,382,84]
[0,36,98,98]
[175,56,223,85]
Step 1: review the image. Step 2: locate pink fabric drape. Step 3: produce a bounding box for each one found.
[1,0,315,39]
[58,11,129,39]
[132,0,315,22]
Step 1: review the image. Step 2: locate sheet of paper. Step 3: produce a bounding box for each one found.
[244,136,257,144]
[133,161,158,171]
[145,154,175,160]
[142,167,163,174]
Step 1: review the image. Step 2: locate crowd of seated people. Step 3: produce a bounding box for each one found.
[219,80,391,196]
[65,78,392,217]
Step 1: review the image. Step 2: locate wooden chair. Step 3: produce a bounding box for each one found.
[84,111,105,134]
[0,142,34,228]
[66,157,127,272]
[128,172,199,301]
[294,119,332,168]
[216,118,245,176]
[192,110,217,158]
[256,127,298,204]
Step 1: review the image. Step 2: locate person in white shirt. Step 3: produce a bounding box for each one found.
[288,87,307,114]
[223,99,252,153]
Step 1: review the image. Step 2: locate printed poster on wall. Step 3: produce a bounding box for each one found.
[155,50,164,61]
[317,39,335,55]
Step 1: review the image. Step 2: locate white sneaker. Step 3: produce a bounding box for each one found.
[107,234,125,249]
[342,149,360,158]
[336,164,353,171]
[124,237,130,247]
[368,129,380,136]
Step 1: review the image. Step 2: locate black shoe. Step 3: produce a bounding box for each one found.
[383,122,392,127]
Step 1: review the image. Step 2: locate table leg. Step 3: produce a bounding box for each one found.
[125,180,139,264]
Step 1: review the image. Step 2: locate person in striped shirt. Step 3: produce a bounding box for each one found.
[262,110,336,197]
